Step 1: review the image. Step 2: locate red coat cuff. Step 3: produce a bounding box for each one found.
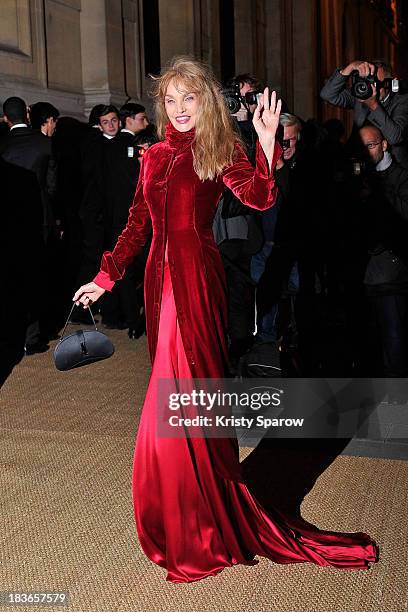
[93,270,115,292]
[255,139,282,177]
[93,251,124,291]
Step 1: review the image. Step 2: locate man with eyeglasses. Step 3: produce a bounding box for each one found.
[253,113,303,344]
[359,125,408,379]
[321,59,408,168]
[256,112,327,374]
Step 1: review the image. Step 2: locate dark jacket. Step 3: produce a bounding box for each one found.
[363,161,408,294]
[102,131,141,246]
[74,128,108,284]
[79,127,105,213]
[213,120,263,254]
[272,147,326,250]
[0,126,57,236]
[77,128,107,238]
[256,148,326,313]
[1,157,44,297]
[320,69,408,167]
[0,157,45,383]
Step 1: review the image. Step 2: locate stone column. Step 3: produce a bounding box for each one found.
[267,0,318,120]
[205,0,222,79]
[234,0,255,75]
[291,0,317,120]
[80,0,130,114]
[265,0,283,94]
[158,0,195,66]
[122,0,144,101]
[80,0,111,115]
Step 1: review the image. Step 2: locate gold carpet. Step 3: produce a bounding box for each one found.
[0,328,407,612]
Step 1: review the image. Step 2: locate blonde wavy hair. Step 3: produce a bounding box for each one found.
[151,56,240,181]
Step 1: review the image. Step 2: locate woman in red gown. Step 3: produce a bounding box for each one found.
[74,58,378,583]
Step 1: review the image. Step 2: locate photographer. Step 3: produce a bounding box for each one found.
[213,74,264,370]
[321,60,408,167]
[228,74,262,160]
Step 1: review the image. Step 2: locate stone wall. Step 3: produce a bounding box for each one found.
[0,0,405,122]
[0,0,84,117]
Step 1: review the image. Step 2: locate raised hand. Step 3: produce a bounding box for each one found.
[340,60,375,77]
[252,87,282,169]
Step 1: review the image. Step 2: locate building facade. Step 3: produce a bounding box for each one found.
[0,0,406,124]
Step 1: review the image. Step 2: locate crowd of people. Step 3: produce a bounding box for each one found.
[1,98,156,383]
[216,60,408,381]
[1,57,408,386]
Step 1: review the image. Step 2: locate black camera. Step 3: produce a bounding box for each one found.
[244,90,262,106]
[222,83,242,114]
[222,82,262,114]
[350,68,397,100]
[350,71,380,100]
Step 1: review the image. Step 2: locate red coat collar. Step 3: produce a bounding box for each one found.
[165,122,195,151]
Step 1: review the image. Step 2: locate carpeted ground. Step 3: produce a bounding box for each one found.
[0,328,407,612]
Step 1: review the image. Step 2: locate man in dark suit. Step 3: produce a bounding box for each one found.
[72,106,118,325]
[0,117,8,145]
[77,105,120,273]
[213,75,264,370]
[0,157,44,384]
[119,103,149,137]
[104,104,149,240]
[99,104,150,333]
[1,97,57,240]
[29,101,59,137]
[0,96,57,352]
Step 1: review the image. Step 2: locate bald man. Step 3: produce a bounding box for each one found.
[359,125,392,168]
[359,125,408,378]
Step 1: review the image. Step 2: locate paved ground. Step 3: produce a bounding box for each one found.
[1,326,407,611]
[4,327,408,461]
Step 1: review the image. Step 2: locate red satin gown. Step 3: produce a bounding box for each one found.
[94,123,378,583]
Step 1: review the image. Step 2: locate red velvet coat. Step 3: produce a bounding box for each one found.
[94,123,281,378]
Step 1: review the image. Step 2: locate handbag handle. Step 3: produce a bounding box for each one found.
[59,304,98,342]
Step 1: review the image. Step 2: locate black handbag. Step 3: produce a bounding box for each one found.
[54,304,115,371]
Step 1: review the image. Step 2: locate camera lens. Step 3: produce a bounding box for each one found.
[356,82,369,97]
[224,95,241,114]
[351,79,373,100]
